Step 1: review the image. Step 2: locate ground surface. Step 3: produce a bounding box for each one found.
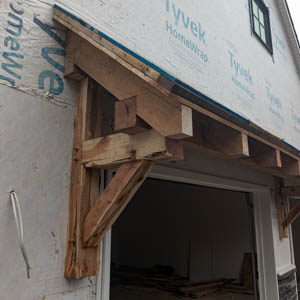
[110,285,255,300]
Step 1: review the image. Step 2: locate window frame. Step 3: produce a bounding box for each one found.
[250,0,273,54]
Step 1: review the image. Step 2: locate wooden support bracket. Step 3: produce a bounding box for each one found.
[83,160,154,247]
[64,79,183,278]
[275,179,300,239]
[284,201,300,227]
[63,31,193,140]
[281,185,300,227]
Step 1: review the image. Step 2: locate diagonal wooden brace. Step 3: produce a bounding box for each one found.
[83,160,154,247]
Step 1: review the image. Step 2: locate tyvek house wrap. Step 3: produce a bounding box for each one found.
[53,0,300,151]
[0,0,75,106]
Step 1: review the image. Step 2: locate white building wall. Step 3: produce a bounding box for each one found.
[0,84,96,300]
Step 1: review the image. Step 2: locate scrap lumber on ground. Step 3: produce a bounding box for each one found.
[111,264,249,299]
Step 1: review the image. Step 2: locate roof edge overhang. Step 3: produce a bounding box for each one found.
[277,0,300,76]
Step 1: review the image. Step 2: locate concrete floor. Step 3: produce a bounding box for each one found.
[111,285,255,300]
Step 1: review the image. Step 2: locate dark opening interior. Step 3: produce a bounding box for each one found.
[110,178,258,300]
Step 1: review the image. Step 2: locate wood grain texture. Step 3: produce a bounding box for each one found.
[64,78,100,279]
[114,97,150,134]
[248,138,282,168]
[62,32,193,139]
[188,112,249,157]
[83,160,153,247]
[82,129,184,169]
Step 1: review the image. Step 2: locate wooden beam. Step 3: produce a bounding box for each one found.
[188,112,249,157]
[274,177,289,239]
[114,97,150,134]
[281,153,300,176]
[65,78,100,279]
[63,32,193,139]
[82,129,184,169]
[248,138,282,168]
[284,201,300,227]
[83,160,153,247]
[65,52,85,81]
[282,186,300,198]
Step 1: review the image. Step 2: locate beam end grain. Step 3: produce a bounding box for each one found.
[114,97,150,134]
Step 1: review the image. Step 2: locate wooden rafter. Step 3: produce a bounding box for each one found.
[248,137,282,168]
[83,160,154,247]
[281,153,300,176]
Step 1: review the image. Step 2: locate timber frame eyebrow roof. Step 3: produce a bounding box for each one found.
[278,0,300,76]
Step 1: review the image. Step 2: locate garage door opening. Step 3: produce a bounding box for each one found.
[110,178,259,300]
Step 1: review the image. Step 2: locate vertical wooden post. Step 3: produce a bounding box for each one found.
[274,177,289,239]
[65,78,101,278]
